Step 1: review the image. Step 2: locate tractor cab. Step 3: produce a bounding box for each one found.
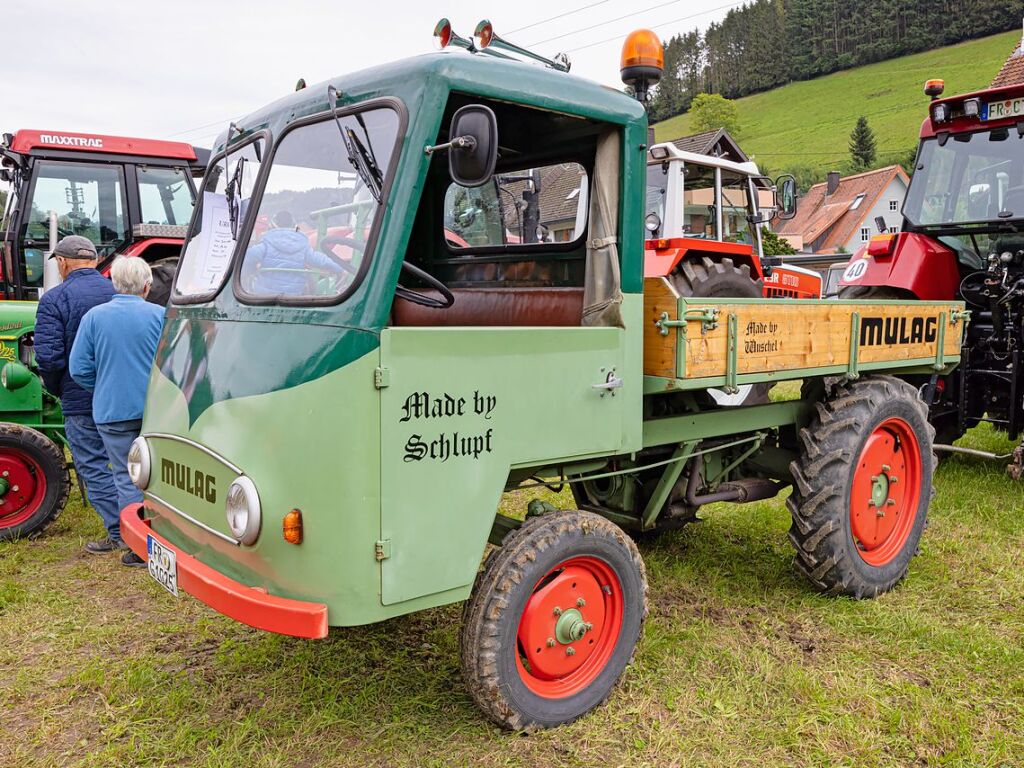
[0,130,208,300]
[642,142,820,299]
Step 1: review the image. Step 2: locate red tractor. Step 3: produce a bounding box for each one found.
[1,129,208,303]
[838,80,1024,476]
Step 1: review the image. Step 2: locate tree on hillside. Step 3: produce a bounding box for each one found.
[690,93,741,136]
[849,116,877,170]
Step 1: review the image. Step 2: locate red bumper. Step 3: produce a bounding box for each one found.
[120,503,329,639]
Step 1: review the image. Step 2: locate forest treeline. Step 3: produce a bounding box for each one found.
[650,0,1020,122]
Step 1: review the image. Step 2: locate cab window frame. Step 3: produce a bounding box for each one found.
[171,129,272,306]
[232,96,408,308]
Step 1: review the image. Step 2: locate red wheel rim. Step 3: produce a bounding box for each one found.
[0,449,47,530]
[849,417,922,566]
[515,556,623,699]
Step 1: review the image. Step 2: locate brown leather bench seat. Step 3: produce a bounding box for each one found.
[391,286,584,327]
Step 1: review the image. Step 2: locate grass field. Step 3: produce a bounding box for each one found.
[0,423,1021,767]
[654,30,1021,179]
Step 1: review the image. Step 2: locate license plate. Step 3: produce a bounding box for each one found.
[147,535,179,597]
[982,97,1024,121]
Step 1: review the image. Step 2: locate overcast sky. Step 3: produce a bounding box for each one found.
[2,0,737,149]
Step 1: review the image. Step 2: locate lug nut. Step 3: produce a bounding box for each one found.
[546,638,555,648]
[553,606,562,616]
[889,476,899,485]
[876,510,885,518]
[566,647,576,656]
[576,598,586,607]
[886,498,897,506]
[881,464,891,472]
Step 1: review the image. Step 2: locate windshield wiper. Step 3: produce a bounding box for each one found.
[221,122,243,238]
[327,85,383,203]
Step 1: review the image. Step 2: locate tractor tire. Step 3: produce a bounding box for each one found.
[837,285,914,301]
[460,510,647,731]
[147,257,179,307]
[0,424,70,541]
[670,257,768,406]
[787,376,934,598]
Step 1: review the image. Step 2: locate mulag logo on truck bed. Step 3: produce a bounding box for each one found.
[39,134,103,148]
[860,315,938,347]
[160,459,216,503]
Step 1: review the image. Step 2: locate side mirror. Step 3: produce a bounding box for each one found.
[776,175,798,220]
[0,168,12,184]
[448,105,498,188]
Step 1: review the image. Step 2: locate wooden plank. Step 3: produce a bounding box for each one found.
[641,290,965,381]
[643,277,679,379]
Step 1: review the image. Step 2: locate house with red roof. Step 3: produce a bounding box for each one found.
[776,165,910,254]
[993,22,1024,87]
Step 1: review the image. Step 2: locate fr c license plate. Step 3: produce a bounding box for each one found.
[982,97,1024,121]
[147,535,179,597]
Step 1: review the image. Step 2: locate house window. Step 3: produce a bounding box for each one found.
[860,227,870,242]
[889,199,899,212]
[850,194,866,211]
[889,226,899,234]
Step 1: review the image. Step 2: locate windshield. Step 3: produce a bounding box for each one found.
[236,107,400,302]
[904,127,1024,229]
[174,138,264,300]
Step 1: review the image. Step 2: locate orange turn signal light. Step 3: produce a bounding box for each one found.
[621,29,664,74]
[283,509,303,545]
[867,234,897,258]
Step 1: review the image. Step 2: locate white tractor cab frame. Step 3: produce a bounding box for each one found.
[644,141,822,299]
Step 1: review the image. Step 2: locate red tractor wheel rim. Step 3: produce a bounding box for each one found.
[515,556,624,699]
[849,417,922,566]
[0,449,47,530]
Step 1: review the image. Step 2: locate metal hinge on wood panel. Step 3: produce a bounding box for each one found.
[374,367,390,389]
[375,539,392,561]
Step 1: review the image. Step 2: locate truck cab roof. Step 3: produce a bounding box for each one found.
[4,130,205,167]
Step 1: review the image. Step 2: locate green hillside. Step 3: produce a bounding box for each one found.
[654,29,1020,182]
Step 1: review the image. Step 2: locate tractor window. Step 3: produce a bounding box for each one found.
[236,107,400,303]
[173,137,264,301]
[444,163,588,248]
[22,161,127,266]
[721,171,755,244]
[138,167,194,226]
[682,164,717,239]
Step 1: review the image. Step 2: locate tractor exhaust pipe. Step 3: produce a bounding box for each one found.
[40,210,61,296]
[683,455,786,506]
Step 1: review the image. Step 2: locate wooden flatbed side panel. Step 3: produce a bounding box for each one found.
[641,280,964,380]
[643,276,679,379]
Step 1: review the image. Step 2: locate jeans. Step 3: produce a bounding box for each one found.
[64,414,121,540]
[96,419,144,514]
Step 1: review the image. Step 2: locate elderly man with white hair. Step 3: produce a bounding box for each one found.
[71,257,165,567]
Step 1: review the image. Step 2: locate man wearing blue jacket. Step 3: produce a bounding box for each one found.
[34,236,118,553]
[71,257,164,568]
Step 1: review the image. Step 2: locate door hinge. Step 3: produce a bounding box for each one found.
[374,367,390,389]
[375,539,392,561]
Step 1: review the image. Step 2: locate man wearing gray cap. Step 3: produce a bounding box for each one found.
[34,235,118,552]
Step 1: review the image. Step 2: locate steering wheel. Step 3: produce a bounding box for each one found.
[396,261,454,309]
[318,235,365,275]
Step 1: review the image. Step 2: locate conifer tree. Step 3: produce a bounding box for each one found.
[849,116,877,171]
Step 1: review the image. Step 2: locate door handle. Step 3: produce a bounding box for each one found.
[592,370,623,396]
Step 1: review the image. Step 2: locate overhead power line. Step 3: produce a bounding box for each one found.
[563,1,745,53]
[507,0,614,34]
[526,0,686,47]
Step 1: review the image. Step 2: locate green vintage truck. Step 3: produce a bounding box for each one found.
[120,25,966,730]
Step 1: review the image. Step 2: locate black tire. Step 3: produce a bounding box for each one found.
[837,285,915,301]
[787,376,934,598]
[460,510,647,731]
[0,424,70,541]
[670,256,769,406]
[147,257,179,307]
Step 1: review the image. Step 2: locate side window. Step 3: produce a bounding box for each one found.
[720,171,754,244]
[237,108,400,302]
[682,165,716,239]
[444,163,588,248]
[174,138,264,301]
[138,167,194,226]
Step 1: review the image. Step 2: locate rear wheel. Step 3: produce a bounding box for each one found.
[0,424,70,541]
[787,376,933,597]
[460,510,647,731]
[670,257,768,406]
[147,257,179,306]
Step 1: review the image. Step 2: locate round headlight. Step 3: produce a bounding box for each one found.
[225,476,261,544]
[644,212,661,234]
[127,436,151,490]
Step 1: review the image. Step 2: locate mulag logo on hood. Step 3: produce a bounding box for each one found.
[39,134,103,149]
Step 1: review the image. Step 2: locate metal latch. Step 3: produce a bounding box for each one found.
[375,539,392,561]
[950,308,971,326]
[655,307,720,336]
[592,367,623,397]
[374,367,390,389]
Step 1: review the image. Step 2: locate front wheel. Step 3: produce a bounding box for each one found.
[787,376,934,598]
[460,510,647,731]
[0,424,70,541]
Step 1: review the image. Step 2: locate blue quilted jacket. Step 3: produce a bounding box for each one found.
[34,268,115,416]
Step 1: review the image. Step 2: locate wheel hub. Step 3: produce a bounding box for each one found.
[554,608,591,645]
[0,452,43,526]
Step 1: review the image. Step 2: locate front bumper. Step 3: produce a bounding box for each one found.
[120,503,329,639]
